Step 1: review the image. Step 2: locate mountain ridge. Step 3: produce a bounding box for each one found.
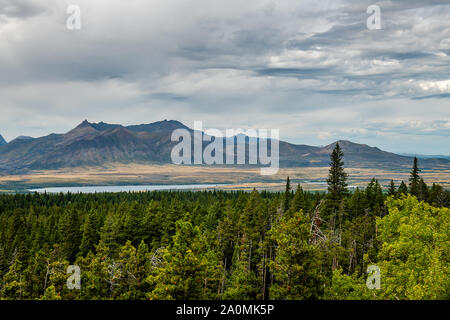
[0,120,448,173]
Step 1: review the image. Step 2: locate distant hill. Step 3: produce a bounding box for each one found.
[0,134,6,146]
[400,153,450,160]
[0,120,448,173]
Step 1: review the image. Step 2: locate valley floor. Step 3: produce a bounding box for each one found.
[0,163,449,192]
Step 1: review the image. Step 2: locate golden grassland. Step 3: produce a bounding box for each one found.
[0,163,449,192]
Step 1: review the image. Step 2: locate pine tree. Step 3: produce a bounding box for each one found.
[123,202,144,247]
[99,211,120,254]
[76,245,111,299]
[268,210,324,299]
[59,208,81,263]
[146,216,212,300]
[348,188,367,219]
[398,181,408,195]
[223,242,259,299]
[283,176,291,212]
[7,210,29,264]
[327,143,348,201]
[325,143,348,224]
[418,178,428,202]
[1,256,25,299]
[428,183,447,207]
[217,201,239,273]
[79,210,99,257]
[365,178,385,216]
[239,190,265,242]
[387,180,396,197]
[409,157,421,197]
[289,185,306,216]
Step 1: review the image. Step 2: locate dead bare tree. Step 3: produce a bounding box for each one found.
[105,259,122,294]
[310,200,327,245]
[150,247,165,269]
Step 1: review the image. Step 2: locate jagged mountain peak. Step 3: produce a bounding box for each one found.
[0,134,6,146]
[73,120,122,131]
[75,119,93,128]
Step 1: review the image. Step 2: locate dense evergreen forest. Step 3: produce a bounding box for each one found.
[0,145,448,300]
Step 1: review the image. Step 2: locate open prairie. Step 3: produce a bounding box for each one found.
[0,163,448,192]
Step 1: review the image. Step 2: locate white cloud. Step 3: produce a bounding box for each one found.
[418,79,450,92]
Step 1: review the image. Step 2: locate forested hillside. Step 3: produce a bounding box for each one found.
[0,147,448,300]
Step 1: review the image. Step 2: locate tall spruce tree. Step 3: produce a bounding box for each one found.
[428,183,447,207]
[146,216,214,300]
[269,210,324,299]
[290,185,306,216]
[326,143,348,214]
[409,157,421,197]
[79,210,99,257]
[398,181,408,196]
[59,208,81,263]
[387,180,396,197]
[365,178,385,216]
[283,176,291,212]
[418,178,429,202]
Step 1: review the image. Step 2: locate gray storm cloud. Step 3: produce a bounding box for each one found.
[0,0,449,154]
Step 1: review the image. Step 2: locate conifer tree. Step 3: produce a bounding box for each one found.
[223,242,259,299]
[387,180,396,197]
[123,203,144,247]
[428,183,447,207]
[348,188,367,219]
[327,143,348,201]
[59,208,81,263]
[283,176,291,212]
[325,143,348,224]
[398,181,408,195]
[99,211,120,254]
[365,178,385,216]
[146,216,212,300]
[418,178,429,202]
[79,210,99,257]
[269,210,324,299]
[217,201,239,272]
[409,157,421,197]
[289,185,306,216]
[0,256,25,299]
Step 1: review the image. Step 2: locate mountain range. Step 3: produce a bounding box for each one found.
[0,120,448,173]
[400,153,450,160]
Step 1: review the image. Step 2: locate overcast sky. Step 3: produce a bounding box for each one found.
[0,0,449,154]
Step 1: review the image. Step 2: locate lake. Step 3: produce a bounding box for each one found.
[29,184,228,194]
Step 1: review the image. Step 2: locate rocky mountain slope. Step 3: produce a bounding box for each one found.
[0,120,448,173]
